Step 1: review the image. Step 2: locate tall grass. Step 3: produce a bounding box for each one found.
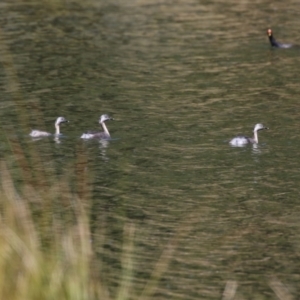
[0,163,189,300]
[0,163,101,300]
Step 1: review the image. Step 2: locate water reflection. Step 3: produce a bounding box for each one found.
[54,135,63,144]
[99,139,110,161]
[30,134,66,144]
[251,143,261,153]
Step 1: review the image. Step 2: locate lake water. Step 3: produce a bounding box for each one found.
[1,0,300,298]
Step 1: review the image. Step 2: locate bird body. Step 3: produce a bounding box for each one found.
[229,123,268,146]
[81,114,113,139]
[30,117,68,138]
[30,130,52,138]
[267,29,292,48]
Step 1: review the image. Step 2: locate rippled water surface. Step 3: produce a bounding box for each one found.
[1,0,300,298]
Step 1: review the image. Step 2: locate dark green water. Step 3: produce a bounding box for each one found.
[1,0,300,298]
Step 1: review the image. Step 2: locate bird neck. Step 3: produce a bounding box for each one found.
[269,35,279,47]
[253,131,258,143]
[101,122,110,137]
[55,123,60,135]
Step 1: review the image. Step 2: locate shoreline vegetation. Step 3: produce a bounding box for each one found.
[0,162,99,299]
[0,162,192,300]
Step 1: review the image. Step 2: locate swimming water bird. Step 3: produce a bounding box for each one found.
[81,114,113,139]
[229,123,268,146]
[267,28,293,48]
[29,116,69,138]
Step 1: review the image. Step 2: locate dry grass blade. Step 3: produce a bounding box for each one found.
[269,277,293,300]
[138,240,175,300]
[138,213,196,300]
[0,162,104,300]
[222,280,238,300]
[116,222,135,300]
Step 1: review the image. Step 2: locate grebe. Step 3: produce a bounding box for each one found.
[30,116,69,138]
[229,123,268,146]
[81,114,113,139]
[267,28,293,48]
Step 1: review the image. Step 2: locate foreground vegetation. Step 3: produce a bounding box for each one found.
[0,163,189,300]
[0,163,99,300]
